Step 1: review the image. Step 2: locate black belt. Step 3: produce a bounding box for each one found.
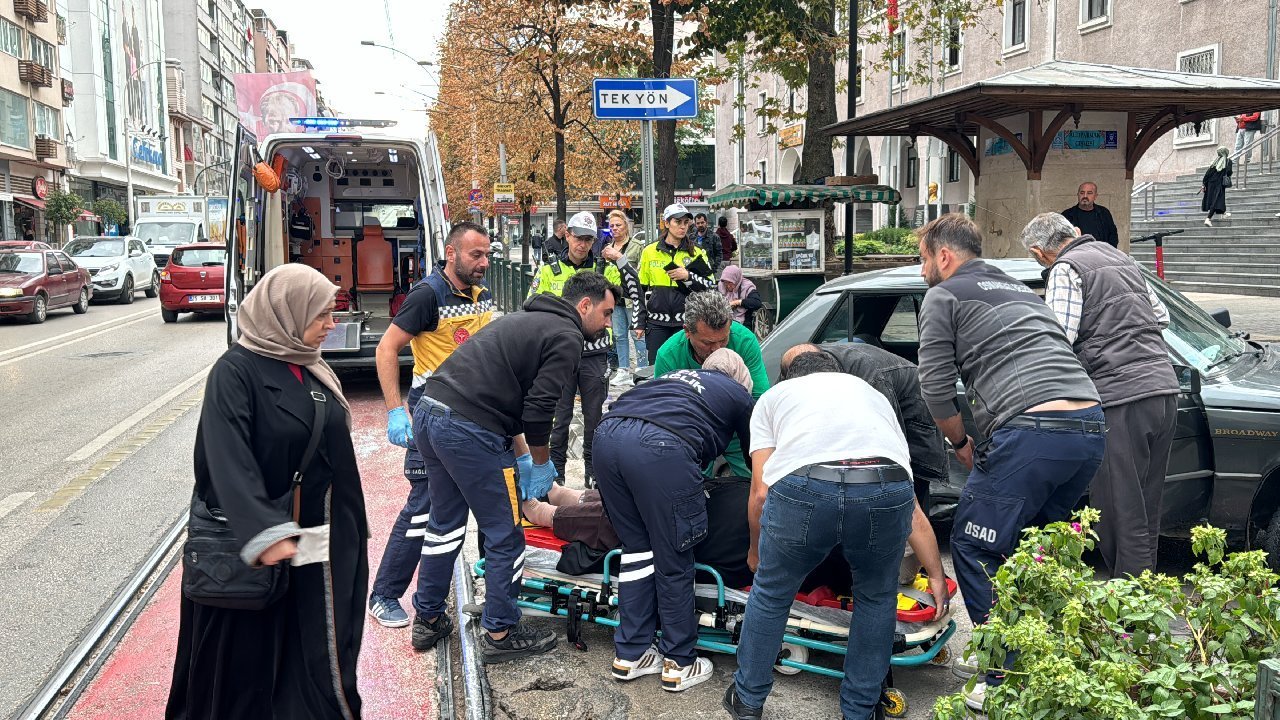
[796,461,910,485]
[1004,414,1106,434]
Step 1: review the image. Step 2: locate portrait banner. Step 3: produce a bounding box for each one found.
[233,71,319,137]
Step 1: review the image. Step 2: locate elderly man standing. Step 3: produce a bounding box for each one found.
[653,291,769,478]
[1061,182,1119,248]
[1021,212,1178,579]
[916,214,1105,711]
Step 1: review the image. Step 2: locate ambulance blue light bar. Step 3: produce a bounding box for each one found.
[289,117,398,129]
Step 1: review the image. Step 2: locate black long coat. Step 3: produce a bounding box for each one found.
[167,345,368,720]
[1202,160,1233,214]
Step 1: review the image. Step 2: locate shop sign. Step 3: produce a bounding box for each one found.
[131,138,164,168]
[31,177,47,199]
[780,124,804,149]
[599,194,633,209]
[674,189,705,205]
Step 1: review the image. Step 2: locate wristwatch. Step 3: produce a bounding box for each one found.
[951,435,969,451]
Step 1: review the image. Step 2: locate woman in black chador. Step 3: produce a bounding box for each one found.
[167,264,367,720]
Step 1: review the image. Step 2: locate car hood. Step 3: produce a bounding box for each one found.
[69,256,124,269]
[0,272,37,288]
[1202,344,1280,411]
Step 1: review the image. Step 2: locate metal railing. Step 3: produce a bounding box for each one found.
[1131,181,1158,223]
[487,254,535,313]
[1229,124,1280,189]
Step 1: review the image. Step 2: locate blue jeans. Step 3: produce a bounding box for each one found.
[371,385,430,599]
[611,306,647,369]
[733,474,914,719]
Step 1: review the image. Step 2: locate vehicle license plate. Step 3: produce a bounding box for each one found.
[190,294,221,303]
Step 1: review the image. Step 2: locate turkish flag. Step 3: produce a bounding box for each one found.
[888,0,899,33]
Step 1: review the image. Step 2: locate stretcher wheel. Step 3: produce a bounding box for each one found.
[931,643,953,666]
[773,643,807,675]
[882,687,908,717]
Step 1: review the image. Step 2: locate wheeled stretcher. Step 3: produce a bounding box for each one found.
[472,527,957,717]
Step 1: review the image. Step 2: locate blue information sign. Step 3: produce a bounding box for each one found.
[593,78,699,120]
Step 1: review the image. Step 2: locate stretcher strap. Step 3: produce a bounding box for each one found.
[565,594,587,652]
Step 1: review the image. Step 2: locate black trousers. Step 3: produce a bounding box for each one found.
[644,324,681,365]
[1090,394,1178,579]
[550,352,609,481]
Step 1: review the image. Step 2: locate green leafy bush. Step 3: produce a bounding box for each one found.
[934,508,1280,720]
[837,226,918,256]
[44,189,85,228]
[93,198,128,228]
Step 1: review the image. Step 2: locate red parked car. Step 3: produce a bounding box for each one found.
[159,243,225,323]
[0,249,92,323]
[0,240,52,250]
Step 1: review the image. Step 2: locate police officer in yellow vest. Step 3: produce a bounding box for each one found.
[632,203,715,364]
[530,212,635,486]
[368,222,495,630]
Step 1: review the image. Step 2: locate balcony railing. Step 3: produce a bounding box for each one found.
[34,135,57,160]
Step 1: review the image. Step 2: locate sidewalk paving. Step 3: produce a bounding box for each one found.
[1186,292,1280,341]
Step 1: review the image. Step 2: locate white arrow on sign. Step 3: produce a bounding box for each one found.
[597,85,692,113]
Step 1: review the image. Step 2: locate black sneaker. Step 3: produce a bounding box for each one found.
[479,622,557,664]
[411,613,454,653]
[722,685,764,719]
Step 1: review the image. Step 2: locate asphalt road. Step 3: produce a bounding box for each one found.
[0,297,224,719]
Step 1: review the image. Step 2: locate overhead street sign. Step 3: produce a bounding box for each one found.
[593,78,698,120]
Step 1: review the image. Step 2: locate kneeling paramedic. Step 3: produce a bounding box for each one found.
[592,349,754,692]
[411,271,617,663]
[529,211,639,484]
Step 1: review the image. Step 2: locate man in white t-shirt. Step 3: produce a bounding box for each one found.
[724,350,916,720]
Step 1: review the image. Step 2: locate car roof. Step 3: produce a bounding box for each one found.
[0,240,51,248]
[172,242,226,250]
[814,258,1044,294]
[71,235,133,241]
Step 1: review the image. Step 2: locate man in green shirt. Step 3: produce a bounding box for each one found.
[653,291,768,477]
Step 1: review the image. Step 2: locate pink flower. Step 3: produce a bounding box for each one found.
[1121,633,1131,639]
[1071,523,1082,533]
[1034,555,1045,563]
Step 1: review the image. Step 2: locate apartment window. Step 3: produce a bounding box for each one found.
[201,96,215,121]
[0,18,22,58]
[28,36,55,69]
[1005,0,1028,50]
[946,18,962,70]
[34,102,58,138]
[756,91,767,135]
[0,88,30,149]
[854,50,862,103]
[200,62,214,85]
[905,145,918,188]
[1176,46,1218,144]
[947,148,961,182]
[758,160,767,184]
[101,6,116,159]
[1082,0,1108,23]
[890,30,906,87]
[788,90,795,114]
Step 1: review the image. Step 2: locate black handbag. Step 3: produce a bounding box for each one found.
[181,376,327,610]
[1223,174,1233,188]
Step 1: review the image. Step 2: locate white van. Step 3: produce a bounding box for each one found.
[224,118,449,367]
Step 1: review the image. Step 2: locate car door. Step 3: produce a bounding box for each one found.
[57,253,83,304]
[129,239,149,286]
[43,252,66,305]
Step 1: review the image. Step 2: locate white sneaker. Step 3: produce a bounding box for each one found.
[612,644,663,681]
[1222,213,1232,219]
[952,652,979,679]
[1204,218,1213,226]
[661,656,714,692]
[965,681,988,712]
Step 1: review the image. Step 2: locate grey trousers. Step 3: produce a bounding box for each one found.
[1091,393,1179,578]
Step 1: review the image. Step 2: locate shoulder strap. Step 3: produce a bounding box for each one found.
[291,375,328,522]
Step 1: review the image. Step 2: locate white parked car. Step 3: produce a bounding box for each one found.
[64,236,160,304]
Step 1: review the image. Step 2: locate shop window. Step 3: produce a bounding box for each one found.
[0,18,22,58]
[0,88,31,149]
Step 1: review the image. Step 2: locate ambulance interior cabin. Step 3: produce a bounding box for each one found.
[261,139,431,337]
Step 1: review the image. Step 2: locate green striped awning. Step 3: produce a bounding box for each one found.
[708,184,901,210]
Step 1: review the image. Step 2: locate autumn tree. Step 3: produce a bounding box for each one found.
[431,0,649,228]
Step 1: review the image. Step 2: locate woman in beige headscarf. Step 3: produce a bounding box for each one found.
[168,264,368,720]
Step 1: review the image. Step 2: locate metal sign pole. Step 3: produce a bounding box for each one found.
[641,119,657,243]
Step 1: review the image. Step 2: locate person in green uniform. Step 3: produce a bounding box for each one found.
[529,212,636,485]
[652,290,768,478]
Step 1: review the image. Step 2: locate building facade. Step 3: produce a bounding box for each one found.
[162,0,252,196]
[716,0,1276,231]
[66,0,179,231]
[250,8,289,74]
[0,0,72,243]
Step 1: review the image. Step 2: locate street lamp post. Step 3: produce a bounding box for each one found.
[123,59,166,229]
[844,0,858,276]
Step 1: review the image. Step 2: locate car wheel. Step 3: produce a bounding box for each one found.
[1261,510,1280,572]
[72,287,89,314]
[26,292,47,323]
[118,275,134,304]
[144,270,159,298]
[161,308,178,323]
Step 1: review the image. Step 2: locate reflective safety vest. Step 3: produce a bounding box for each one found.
[636,239,714,327]
[529,252,622,355]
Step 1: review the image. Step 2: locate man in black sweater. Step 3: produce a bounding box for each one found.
[410,271,617,663]
[1061,182,1119,248]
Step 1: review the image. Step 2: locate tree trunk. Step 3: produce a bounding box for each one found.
[800,0,838,251]
[651,0,676,210]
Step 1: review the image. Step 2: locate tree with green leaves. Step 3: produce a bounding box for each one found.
[45,189,85,229]
[93,199,128,229]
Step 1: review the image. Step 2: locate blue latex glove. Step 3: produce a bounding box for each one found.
[520,460,558,501]
[515,453,533,486]
[387,407,414,449]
